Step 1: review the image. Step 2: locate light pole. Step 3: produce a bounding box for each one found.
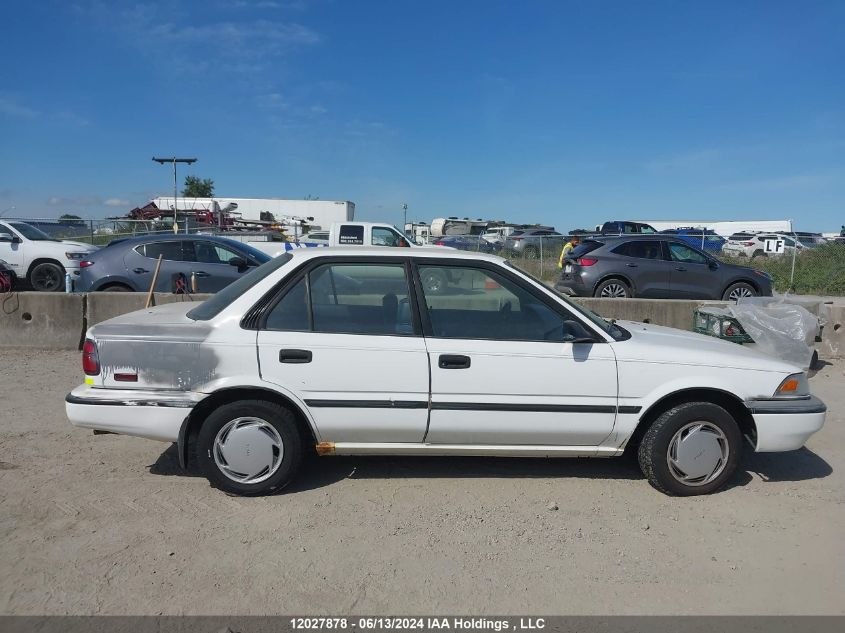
[402,203,408,232]
[152,157,197,233]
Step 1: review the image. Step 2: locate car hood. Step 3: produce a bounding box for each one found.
[60,240,98,251]
[612,320,799,374]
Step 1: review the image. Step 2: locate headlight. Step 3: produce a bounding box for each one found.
[65,252,89,260]
[773,373,809,398]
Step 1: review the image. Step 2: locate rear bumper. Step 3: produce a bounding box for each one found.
[65,384,203,442]
[746,396,827,452]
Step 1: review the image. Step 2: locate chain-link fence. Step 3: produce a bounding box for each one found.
[1,217,220,245]
[417,230,845,295]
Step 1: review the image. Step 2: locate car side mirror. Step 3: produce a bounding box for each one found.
[228,256,248,272]
[562,320,598,344]
[0,233,16,243]
[708,261,719,270]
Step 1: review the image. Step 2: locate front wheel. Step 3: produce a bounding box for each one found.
[637,402,742,496]
[28,262,65,292]
[197,400,304,496]
[722,282,757,302]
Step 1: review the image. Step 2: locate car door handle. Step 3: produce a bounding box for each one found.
[193,271,211,277]
[279,349,312,364]
[675,266,687,272]
[132,267,149,274]
[626,263,638,267]
[439,354,471,369]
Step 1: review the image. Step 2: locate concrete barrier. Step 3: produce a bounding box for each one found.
[0,291,841,358]
[86,293,212,329]
[571,297,722,331]
[0,292,85,349]
[820,305,844,359]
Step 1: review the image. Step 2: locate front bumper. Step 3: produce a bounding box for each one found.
[66,384,203,442]
[746,395,827,452]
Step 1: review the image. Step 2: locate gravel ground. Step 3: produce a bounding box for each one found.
[0,349,843,615]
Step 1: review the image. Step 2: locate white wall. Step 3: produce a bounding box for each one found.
[636,219,793,236]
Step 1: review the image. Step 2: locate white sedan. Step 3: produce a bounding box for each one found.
[66,248,826,496]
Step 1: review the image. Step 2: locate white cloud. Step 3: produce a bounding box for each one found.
[104,198,130,207]
[0,95,39,119]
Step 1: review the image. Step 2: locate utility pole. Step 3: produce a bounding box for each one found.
[152,157,197,233]
[402,203,408,232]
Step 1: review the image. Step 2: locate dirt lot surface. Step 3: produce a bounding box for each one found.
[0,350,843,615]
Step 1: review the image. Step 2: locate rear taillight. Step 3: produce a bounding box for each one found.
[743,241,754,246]
[510,237,523,241]
[79,261,94,268]
[575,257,598,266]
[82,339,100,375]
[434,241,445,246]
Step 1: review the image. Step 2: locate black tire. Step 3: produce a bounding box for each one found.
[28,261,64,292]
[751,249,766,259]
[637,402,742,496]
[102,284,132,292]
[196,400,304,496]
[522,245,539,259]
[722,281,757,302]
[594,278,631,298]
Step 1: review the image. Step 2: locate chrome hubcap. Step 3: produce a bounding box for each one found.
[600,283,627,298]
[424,274,442,293]
[729,287,753,301]
[667,422,729,486]
[213,417,284,484]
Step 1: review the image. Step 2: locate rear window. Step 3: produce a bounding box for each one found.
[187,253,293,321]
[569,240,603,258]
[612,240,663,259]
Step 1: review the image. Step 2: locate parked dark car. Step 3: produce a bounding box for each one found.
[555,235,773,301]
[503,228,567,258]
[433,235,501,254]
[660,228,726,253]
[76,234,272,293]
[597,221,658,235]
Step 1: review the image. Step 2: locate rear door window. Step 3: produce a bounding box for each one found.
[612,240,663,260]
[138,241,186,261]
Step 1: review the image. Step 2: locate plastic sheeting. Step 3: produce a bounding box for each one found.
[729,297,824,369]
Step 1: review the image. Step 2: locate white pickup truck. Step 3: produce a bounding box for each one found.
[0,220,98,291]
[241,222,413,257]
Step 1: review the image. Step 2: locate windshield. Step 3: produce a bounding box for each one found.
[187,253,292,321]
[216,237,272,266]
[9,222,57,241]
[504,261,628,341]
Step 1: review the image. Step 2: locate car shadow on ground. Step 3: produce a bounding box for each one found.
[148,444,832,494]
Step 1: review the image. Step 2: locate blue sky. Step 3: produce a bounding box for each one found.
[1,0,843,231]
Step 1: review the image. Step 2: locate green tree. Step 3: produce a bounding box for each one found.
[59,213,84,226]
[182,175,215,198]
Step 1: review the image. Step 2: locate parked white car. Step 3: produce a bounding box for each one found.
[66,248,826,497]
[722,233,802,258]
[0,220,98,291]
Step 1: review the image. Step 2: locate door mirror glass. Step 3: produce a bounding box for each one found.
[0,233,14,242]
[228,256,247,271]
[708,260,719,270]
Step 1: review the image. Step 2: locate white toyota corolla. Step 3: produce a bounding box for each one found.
[66,248,826,496]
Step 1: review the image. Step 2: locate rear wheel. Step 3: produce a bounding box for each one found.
[638,402,742,496]
[421,269,447,294]
[101,283,132,292]
[722,282,757,302]
[594,278,631,298]
[522,245,539,259]
[197,400,304,496]
[28,262,64,292]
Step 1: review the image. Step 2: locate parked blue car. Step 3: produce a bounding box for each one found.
[660,228,725,253]
[76,234,271,293]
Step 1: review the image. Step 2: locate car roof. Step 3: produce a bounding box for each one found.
[105,234,242,246]
[288,246,507,264]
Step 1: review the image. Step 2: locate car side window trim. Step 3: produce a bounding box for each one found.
[255,255,423,337]
[409,258,609,343]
